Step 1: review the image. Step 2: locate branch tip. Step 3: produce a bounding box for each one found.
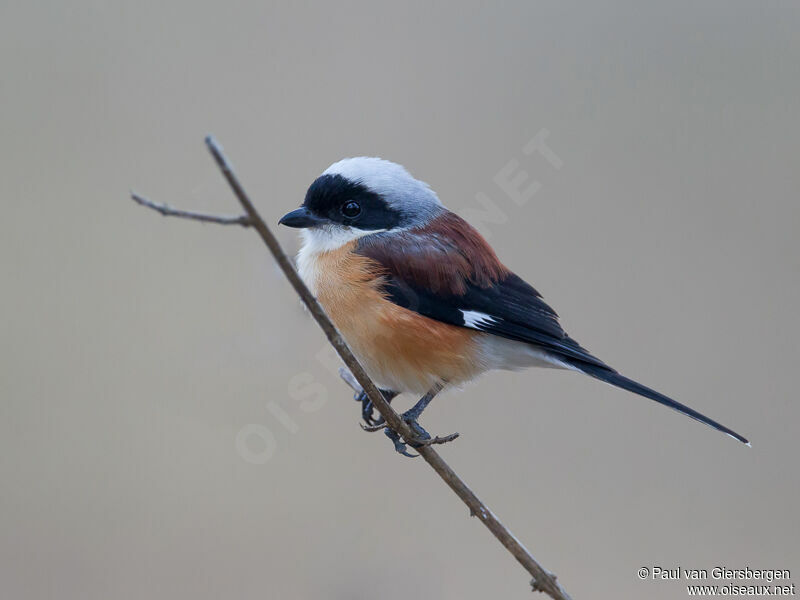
[205,134,233,172]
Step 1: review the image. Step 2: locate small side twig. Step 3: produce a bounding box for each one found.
[131,193,252,226]
[130,136,573,600]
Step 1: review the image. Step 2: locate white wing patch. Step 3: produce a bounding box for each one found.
[461,310,497,328]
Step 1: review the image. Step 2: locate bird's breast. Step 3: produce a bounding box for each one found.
[296,240,483,393]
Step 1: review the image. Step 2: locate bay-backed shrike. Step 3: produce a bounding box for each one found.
[280,157,748,455]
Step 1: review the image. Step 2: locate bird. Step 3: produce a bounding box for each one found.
[279,157,749,455]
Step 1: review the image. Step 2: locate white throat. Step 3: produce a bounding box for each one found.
[299,225,384,254]
[296,225,385,295]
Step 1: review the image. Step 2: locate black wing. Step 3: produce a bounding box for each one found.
[380,269,612,370]
[355,212,609,368]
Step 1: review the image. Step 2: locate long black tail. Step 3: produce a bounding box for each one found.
[569,361,749,445]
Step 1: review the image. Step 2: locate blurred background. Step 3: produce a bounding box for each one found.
[1,1,798,598]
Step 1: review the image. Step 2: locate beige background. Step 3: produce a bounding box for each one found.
[1,2,798,598]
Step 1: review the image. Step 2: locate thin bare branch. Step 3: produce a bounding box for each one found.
[132,136,574,600]
[130,192,252,226]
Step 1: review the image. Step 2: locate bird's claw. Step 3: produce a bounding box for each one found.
[354,390,385,427]
[368,411,459,457]
[384,428,419,458]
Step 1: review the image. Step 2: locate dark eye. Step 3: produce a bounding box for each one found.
[341,201,361,218]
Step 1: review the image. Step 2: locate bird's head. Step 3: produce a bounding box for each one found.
[279,157,443,250]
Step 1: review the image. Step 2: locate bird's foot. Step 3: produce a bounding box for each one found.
[354,389,385,427]
[355,388,399,427]
[363,408,459,457]
[383,427,418,458]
